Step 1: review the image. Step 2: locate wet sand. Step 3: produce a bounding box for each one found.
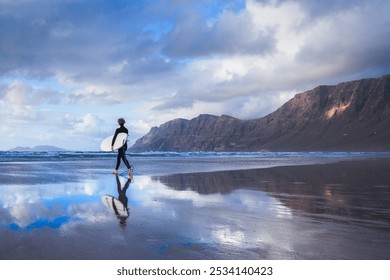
[0,156,390,259]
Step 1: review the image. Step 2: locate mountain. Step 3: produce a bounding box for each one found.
[130,74,390,152]
[10,145,67,152]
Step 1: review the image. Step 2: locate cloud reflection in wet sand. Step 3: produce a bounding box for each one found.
[155,159,390,229]
[152,159,390,259]
[0,158,390,259]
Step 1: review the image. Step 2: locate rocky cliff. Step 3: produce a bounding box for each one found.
[130,74,390,152]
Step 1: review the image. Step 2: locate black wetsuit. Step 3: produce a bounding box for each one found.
[112,126,131,170]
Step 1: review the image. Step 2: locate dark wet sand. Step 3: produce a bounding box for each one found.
[155,158,390,229]
[1,157,390,259]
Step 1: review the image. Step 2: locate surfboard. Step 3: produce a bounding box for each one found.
[101,195,129,218]
[100,133,127,151]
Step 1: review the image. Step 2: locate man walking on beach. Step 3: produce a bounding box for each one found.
[111,118,132,176]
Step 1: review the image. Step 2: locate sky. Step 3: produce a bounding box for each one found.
[0,0,389,150]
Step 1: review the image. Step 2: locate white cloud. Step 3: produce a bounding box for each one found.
[70,113,106,137]
[0,0,389,150]
[128,119,152,137]
[162,5,276,58]
[1,79,62,105]
[151,0,390,117]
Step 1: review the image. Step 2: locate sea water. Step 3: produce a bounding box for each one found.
[0,150,387,174]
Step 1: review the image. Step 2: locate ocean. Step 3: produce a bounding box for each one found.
[0,150,387,174]
[0,151,390,259]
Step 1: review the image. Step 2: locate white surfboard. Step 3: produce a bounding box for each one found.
[100,132,128,151]
[101,195,129,218]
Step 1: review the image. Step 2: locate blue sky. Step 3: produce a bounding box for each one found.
[0,0,389,150]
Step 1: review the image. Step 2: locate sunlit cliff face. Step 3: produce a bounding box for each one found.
[325,101,351,119]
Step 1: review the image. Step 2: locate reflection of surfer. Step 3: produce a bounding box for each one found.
[111,118,132,176]
[101,175,133,228]
[115,175,132,228]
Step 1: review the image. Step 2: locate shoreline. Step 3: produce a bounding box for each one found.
[155,155,390,176]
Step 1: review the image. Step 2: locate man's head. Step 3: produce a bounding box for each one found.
[118,118,126,126]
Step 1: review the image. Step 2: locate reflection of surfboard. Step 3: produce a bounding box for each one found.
[100,133,127,151]
[101,195,128,218]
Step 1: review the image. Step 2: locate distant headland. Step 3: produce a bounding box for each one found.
[9,145,67,152]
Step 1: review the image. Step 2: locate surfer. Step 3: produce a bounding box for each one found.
[112,118,132,176]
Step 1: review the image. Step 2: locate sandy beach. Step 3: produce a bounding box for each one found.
[0,152,389,259]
